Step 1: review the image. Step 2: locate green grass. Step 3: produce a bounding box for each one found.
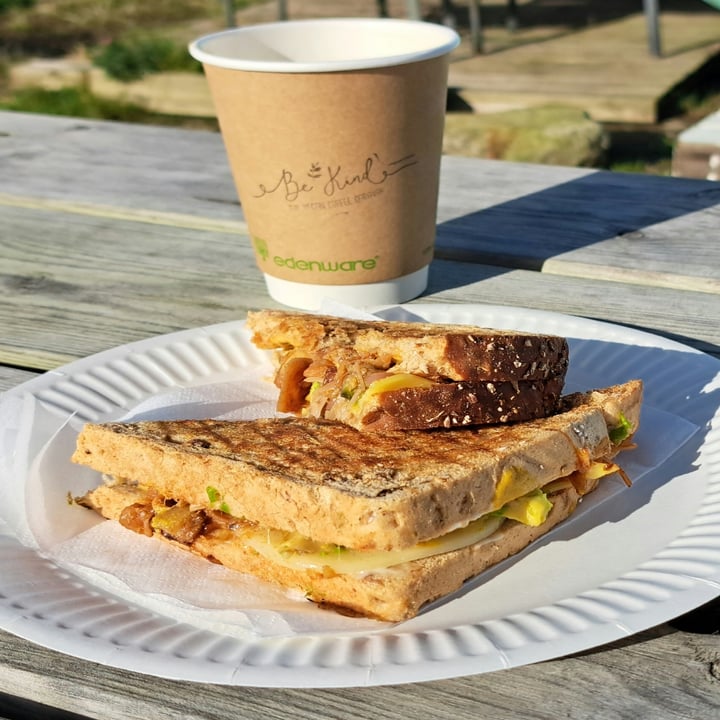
[0,85,151,120]
[0,0,228,56]
[0,0,35,13]
[0,85,217,128]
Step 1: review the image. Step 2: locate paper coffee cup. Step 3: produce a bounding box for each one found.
[190,19,459,310]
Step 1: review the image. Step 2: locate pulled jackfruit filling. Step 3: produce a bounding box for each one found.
[273,348,436,418]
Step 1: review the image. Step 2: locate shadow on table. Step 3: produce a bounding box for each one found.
[0,691,90,720]
[432,169,720,274]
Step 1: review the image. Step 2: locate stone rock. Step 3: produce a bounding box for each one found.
[443,105,609,167]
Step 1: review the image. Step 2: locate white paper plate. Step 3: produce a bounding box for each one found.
[1,303,718,687]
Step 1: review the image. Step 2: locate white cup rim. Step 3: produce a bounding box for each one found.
[189,18,460,74]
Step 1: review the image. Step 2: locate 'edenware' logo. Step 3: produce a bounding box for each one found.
[273,255,378,272]
[252,236,378,273]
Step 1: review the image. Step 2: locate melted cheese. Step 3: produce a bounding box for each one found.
[245,513,505,574]
[354,372,436,412]
[241,460,625,575]
[363,373,436,398]
[493,466,541,510]
[582,460,620,482]
[493,458,622,510]
[243,485,558,575]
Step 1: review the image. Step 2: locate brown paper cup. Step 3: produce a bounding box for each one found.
[190,19,459,309]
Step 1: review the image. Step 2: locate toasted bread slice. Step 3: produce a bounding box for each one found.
[72,380,642,553]
[247,310,569,382]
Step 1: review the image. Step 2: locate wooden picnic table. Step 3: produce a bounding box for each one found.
[0,110,718,719]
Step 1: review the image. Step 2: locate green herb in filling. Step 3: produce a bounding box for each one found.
[609,412,633,444]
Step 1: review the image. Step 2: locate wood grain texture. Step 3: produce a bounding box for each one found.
[0,111,719,718]
[0,112,240,223]
[2,112,719,293]
[445,4,720,123]
[0,204,275,368]
[0,367,38,393]
[424,259,720,357]
[434,156,720,290]
[1,203,718,371]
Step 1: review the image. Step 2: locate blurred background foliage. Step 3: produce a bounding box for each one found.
[0,0,242,56]
[93,33,203,81]
[1,1,719,175]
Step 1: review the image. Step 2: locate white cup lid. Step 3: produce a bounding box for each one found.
[189,18,460,73]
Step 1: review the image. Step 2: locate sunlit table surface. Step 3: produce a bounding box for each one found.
[0,110,718,719]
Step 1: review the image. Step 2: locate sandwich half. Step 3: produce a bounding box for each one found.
[246,310,570,431]
[71,379,642,622]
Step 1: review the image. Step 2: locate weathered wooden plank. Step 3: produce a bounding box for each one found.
[447,8,720,123]
[0,367,38,393]
[1,106,719,720]
[228,0,720,124]
[536,200,720,293]
[0,204,274,368]
[424,258,720,357]
[434,156,720,292]
[2,205,719,372]
[1,112,588,225]
[0,619,717,720]
[0,112,241,223]
[2,113,719,293]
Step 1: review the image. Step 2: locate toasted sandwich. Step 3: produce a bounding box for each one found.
[246,310,570,431]
[71,380,642,623]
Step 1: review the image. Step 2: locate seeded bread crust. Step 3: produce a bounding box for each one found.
[339,377,565,431]
[71,381,642,552]
[246,310,569,382]
[80,481,582,622]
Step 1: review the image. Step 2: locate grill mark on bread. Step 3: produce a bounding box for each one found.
[97,412,609,502]
[103,418,413,498]
[73,381,642,552]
